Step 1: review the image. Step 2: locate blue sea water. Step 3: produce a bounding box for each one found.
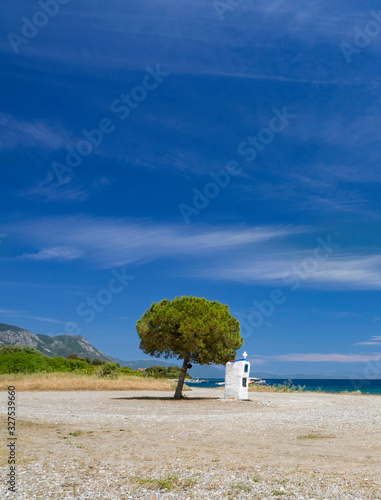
[186,378,381,395]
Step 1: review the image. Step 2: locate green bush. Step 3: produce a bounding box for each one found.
[143,365,191,379]
[0,346,96,374]
[79,356,91,364]
[144,366,168,378]
[0,345,42,356]
[96,362,120,379]
[120,366,144,376]
[91,358,106,366]
[47,356,91,372]
[0,346,187,379]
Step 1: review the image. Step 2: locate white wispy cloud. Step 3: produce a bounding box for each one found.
[354,336,381,346]
[290,109,381,160]
[7,216,300,268]
[15,315,66,325]
[8,217,381,291]
[195,252,381,290]
[249,358,266,365]
[0,310,66,325]
[311,310,362,319]
[0,0,368,83]
[196,72,346,85]
[17,246,85,262]
[0,309,26,315]
[0,113,71,151]
[23,174,115,203]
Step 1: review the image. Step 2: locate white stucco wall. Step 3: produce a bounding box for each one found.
[224,359,250,399]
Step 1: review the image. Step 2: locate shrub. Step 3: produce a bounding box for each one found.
[0,345,42,355]
[273,379,306,392]
[23,347,43,355]
[120,367,143,376]
[77,356,91,364]
[144,366,168,378]
[97,362,120,379]
[48,356,90,372]
[0,352,49,373]
[0,345,24,354]
[0,347,95,374]
[92,358,106,366]
[143,365,191,379]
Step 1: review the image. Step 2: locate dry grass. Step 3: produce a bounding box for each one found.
[297,433,335,440]
[248,384,279,392]
[131,474,197,491]
[248,381,305,393]
[248,384,300,393]
[0,373,177,392]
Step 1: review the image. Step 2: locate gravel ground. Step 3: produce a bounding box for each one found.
[1,388,380,499]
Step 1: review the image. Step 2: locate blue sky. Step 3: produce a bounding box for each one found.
[1,0,381,376]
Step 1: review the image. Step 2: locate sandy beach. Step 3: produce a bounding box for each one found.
[1,388,381,499]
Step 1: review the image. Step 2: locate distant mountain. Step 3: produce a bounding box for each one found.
[0,323,112,361]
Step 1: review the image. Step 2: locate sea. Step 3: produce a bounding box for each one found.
[186,378,381,395]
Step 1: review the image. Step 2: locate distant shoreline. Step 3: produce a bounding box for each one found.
[185,377,381,395]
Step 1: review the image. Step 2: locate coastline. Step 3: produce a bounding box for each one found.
[1,387,380,498]
[186,378,381,395]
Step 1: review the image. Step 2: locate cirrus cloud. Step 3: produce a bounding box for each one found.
[5,216,301,268]
[16,246,85,262]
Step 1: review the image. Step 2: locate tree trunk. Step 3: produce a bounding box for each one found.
[174,354,190,400]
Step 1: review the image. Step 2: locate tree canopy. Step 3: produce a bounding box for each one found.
[136,296,243,399]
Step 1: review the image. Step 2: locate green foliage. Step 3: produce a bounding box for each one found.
[0,351,47,374]
[168,365,180,372]
[144,365,191,379]
[0,345,165,378]
[96,362,120,379]
[91,358,107,366]
[136,296,243,365]
[0,346,96,374]
[47,356,93,373]
[68,354,93,364]
[0,345,42,356]
[144,365,167,378]
[120,366,144,376]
